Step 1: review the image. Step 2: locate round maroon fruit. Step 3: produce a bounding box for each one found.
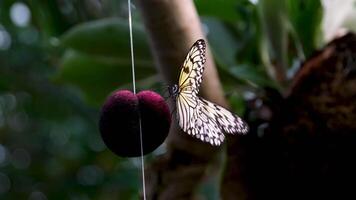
[99,90,171,157]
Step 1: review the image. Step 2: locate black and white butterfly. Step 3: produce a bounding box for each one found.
[168,39,249,146]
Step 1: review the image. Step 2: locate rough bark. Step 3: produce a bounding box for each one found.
[222,33,356,199]
[136,0,228,199]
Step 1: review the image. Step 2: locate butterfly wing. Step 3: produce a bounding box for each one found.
[176,39,248,146]
[178,39,206,96]
[187,97,249,146]
[176,39,206,131]
[176,89,196,134]
[199,97,249,134]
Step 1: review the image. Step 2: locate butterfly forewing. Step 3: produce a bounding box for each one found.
[178,39,206,95]
[176,39,205,133]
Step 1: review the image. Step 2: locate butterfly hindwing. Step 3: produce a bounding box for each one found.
[183,97,248,146]
[198,98,249,135]
[187,98,224,146]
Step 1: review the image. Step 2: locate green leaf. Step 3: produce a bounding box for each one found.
[228,64,275,88]
[195,0,240,22]
[195,0,256,23]
[203,17,241,67]
[287,0,323,57]
[258,0,288,68]
[60,18,152,60]
[203,18,273,88]
[228,92,246,116]
[55,50,155,106]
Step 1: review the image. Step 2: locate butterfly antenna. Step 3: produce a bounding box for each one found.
[160,83,170,88]
[162,85,170,94]
[162,86,172,102]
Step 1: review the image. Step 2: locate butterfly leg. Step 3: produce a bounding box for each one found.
[170,105,177,119]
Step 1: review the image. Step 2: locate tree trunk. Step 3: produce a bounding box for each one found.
[137,0,229,199]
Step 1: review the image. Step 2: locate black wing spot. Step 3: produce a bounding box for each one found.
[183,66,190,74]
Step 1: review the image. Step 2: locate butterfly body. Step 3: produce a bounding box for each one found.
[168,84,179,99]
[170,39,248,146]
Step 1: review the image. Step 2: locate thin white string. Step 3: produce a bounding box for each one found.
[128,0,146,199]
[128,0,136,94]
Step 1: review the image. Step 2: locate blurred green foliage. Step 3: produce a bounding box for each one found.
[57,18,155,106]
[0,0,323,199]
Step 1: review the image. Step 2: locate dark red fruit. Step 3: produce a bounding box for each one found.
[99,90,171,157]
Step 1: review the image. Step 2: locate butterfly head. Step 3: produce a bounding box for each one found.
[168,84,179,99]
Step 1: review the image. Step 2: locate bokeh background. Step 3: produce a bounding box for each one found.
[1,0,356,199]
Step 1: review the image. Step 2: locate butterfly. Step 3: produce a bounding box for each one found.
[168,39,249,146]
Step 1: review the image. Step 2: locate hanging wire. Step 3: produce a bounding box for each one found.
[128,0,147,199]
